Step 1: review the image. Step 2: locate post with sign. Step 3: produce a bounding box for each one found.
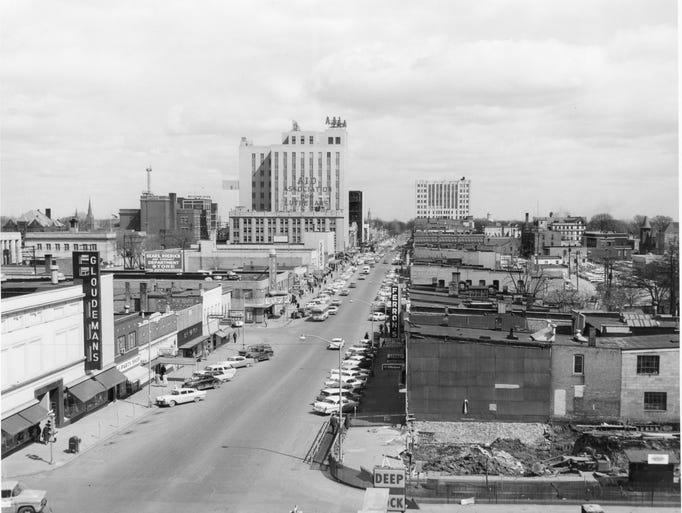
[373,467,406,512]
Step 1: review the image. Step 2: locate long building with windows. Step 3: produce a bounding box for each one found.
[230,119,349,252]
[415,178,471,219]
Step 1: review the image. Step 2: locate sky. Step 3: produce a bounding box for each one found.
[1,0,678,223]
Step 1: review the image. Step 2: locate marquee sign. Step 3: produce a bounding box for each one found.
[73,252,103,371]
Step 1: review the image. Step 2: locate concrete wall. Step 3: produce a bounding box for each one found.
[620,348,679,423]
[550,343,621,421]
[407,338,551,422]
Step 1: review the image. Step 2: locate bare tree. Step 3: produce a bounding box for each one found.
[619,257,674,314]
[506,259,547,306]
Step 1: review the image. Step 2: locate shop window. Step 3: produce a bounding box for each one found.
[644,392,667,411]
[637,355,660,375]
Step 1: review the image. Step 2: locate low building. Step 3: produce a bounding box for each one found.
[24,231,120,268]
[1,232,21,265]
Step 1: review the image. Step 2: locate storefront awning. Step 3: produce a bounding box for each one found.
[123,365,152,384]
[18,403,49,425]
[154,356,198,366]
[67,379,106,403]
[178,335,209,351]
[94,367,127,389]
[1,414,33,436]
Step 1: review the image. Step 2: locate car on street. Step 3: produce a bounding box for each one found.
[339,289,350,296]
[371,312,387,321]
[155,387,207,407]
[183,373,222,390]
[312,309,329,321]
[231,319,244,328]
[1,480,48,513]
[327,338,345,350]
[316,388,361,403]
[327,306,339,315]
[222,356,254,368]
[349,281,357,288]
[312,396,358,415]
[330,298,343,306]
[203,364,237,382]
[239,344,272,361]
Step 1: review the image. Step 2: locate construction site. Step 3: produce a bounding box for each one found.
[408,421,679,484]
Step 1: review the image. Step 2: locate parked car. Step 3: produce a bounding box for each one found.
[231,319,244,328]
[349,281,357,288]
[155,387,207,407]
[371,312,387,321]
[316,388,361,403]
[312,396,358,415]
[327,306,339,315]
[222,356,254,368]
[331,298,343,306]
[239,344,273,361]
[1,481,48,513]
[339,289,350,296]
[183,373,221,390]
[203,364,237,382]
[327,338,345,350]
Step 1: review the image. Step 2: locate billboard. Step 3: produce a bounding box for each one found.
[389,284,401,338]
[72,251,103,371]
[144,250,183,273]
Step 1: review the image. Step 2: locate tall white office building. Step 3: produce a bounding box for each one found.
[415,178,471,219]
[228,118,349,251]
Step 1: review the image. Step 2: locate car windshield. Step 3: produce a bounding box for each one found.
[171,390,182,395]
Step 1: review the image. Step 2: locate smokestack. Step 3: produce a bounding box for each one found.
[45,208,51,219]
[146,166,152,194]
[525,212,529,223]
[549,212,554,218]
[588,327,596,347]
[124,282,131,309]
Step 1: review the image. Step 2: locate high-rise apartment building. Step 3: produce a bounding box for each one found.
[415,178,470,219]
[230,119,349,251]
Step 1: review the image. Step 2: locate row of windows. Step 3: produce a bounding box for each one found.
[33,243,97,251]
[116,332,137,355]
[572,354,663,376]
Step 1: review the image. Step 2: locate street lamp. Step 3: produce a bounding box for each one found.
[349,298,375,345]
[299,333,344,462]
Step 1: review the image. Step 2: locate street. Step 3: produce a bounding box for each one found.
[17,264,387,512]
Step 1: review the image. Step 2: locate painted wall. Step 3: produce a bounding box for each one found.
[407,337,551,422]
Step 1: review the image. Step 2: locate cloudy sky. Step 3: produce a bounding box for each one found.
[1,0,678,223]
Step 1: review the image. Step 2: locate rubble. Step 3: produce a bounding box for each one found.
[409,422,680,477]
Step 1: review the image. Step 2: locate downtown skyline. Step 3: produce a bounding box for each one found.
[1,0,678,223]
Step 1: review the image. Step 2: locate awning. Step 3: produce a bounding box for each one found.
[18,403,49,425]
[123,365,152,384]
[154,356,197,366]
[94,367,127,389]
[1,414,33,436]
[214,329,229,339]
[67,379,106,403]
[178,335,209,351]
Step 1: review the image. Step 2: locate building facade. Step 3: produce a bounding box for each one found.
[349,190,363,246]
[415,178,471,219]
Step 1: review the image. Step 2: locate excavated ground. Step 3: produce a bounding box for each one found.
[410,422,679,477]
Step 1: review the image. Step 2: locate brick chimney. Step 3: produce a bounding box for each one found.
[140,282,148,312]
[45,208,51,219]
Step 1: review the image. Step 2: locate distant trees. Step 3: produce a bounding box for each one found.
[618,254,677,315]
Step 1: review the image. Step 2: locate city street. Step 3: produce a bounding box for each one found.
[15,264,387,512]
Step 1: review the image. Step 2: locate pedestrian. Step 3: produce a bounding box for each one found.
[232,331,237,343]
[159,364,167,386]
[41,424,50,444]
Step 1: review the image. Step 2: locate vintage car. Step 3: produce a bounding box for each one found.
[221,356,254,368]
[338,289,350,296]
[231,319,244,328]
[312,396,358,415]
[1,481,48,513]
[155,387,207,407]
[182,373,221,390]
[327,338,345,350]
[327,306,339,315]
[203,364,236,382]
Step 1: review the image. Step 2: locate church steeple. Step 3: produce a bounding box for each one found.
[85,198,95,231]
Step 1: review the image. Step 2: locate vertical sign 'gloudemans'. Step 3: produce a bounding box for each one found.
[72,251,102,371]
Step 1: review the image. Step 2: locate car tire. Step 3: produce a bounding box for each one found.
[168,401,176,407]
[18,507,35,513]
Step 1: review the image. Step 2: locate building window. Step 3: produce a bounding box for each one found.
[127,332,136,350]
[637,355,660,375]
[328,137,333,144]
[117,335,126,354]
[573,354,584,375]
[64,244,69,250]
[73,244,79,250]
[291,137,296,144]
[55,243,60,251]
[46,243,51,250]
[644,392,667,411]
[309,136,314,144]
[36,243,42,250]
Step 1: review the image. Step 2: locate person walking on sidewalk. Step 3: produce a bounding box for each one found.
[232,331,237,343]
[159,364,167,386]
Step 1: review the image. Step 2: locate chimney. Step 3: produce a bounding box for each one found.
[525,212,529,223]
[140,283,148,313]
[588,327,596,347]
[45,208,51,219]
[549,212,553,218]
[124,282,132,308]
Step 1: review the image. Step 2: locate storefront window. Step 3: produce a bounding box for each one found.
[63,389,108,422]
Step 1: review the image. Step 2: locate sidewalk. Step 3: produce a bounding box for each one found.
[2,340,245,478]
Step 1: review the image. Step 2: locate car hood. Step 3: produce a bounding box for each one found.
[17,489,47,502]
